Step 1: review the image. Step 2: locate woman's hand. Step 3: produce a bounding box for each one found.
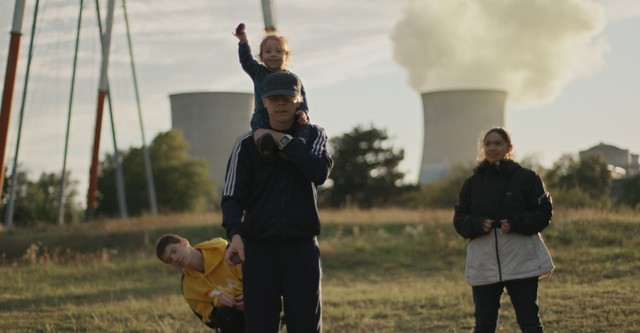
[500,219,511,233]
[482,219,494,233]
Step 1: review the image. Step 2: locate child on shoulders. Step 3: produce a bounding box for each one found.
[233,23,312,157]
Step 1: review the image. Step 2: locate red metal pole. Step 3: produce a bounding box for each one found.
[86,90,107,212]
[85,0,115,219]
[0,0,26,199]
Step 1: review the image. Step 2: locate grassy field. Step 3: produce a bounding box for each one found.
[0,208,639,332]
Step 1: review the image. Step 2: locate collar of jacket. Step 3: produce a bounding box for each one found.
[475,159,520,175]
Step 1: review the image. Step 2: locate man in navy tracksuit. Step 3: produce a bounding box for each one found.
[221,71,333,333]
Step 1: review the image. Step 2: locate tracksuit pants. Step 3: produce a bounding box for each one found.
[472,277,544,333]
[215,306,244,333]
[243,238,322,333]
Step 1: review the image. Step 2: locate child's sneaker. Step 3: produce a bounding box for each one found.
[258,133,276,158]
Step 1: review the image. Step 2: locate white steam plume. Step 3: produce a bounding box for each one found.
[391,0,609,108]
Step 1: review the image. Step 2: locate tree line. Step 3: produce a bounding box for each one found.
[2,125,639,227]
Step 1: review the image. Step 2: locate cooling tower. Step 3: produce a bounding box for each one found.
[419,89,507,184]
[170,92,253,187]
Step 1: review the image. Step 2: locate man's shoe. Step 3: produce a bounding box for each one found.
[258,133,276,158]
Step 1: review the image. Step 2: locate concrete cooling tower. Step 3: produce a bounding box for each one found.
[170,92,253,187]
[419,89,507,184]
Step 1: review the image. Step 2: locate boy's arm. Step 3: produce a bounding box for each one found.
[185,298,216,326]
[182,276,217,326]
[204,291,223,308]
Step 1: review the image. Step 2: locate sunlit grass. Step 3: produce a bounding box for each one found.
[1,208,639,332]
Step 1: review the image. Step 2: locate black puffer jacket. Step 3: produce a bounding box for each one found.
[453,160,554,285]
[454,160,552,239]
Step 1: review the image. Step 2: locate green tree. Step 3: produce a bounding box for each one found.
[617,174,640,208]
[326,125,407,208]
[96,130,218,216]
[544,153,612,208]
[1,169,81,227]
[401,163,474,208]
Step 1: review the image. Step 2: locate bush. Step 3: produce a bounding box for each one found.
[547,187,610,209]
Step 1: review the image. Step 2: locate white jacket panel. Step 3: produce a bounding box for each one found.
[466,229,554,286]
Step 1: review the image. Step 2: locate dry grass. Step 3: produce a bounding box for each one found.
[319,208,453,225]
[1,208,639,332]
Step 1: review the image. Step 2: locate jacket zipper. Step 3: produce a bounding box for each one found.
[281,170,286,243]
[493,227,502,282]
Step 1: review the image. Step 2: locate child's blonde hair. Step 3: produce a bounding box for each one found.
[258,34,291,69]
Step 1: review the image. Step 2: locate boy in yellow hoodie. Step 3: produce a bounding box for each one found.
[156,234,243,332]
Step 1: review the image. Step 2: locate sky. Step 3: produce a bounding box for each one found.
[0,0,639,206]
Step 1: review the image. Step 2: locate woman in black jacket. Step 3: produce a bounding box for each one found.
[454,127,554,333]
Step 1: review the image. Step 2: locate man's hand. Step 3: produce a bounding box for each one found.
[253,128,270,143]
[225,234,245,265]
[234,294,244,311]
[254,128,284,144]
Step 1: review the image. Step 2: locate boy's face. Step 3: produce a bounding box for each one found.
[263,95,299,125]
[260,39,287,71]
[160,240,190,269]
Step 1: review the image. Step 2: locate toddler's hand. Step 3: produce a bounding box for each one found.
[234,23,247,42]
[235,23,245,34]
[295,110,308,125]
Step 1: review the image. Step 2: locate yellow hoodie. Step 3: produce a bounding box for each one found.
[181,237,243,325]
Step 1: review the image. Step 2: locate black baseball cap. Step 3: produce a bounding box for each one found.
[262,71,301,98]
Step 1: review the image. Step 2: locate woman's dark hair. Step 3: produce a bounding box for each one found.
[485,127,512,146]
[474,127,514,171]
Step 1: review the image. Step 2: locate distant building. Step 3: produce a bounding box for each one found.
[579,143,639,204]
[169,92,253,188]
[418,89,506,184]
[579,143,639,179]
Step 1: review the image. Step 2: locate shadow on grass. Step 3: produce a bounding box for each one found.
[0,282,177,311]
